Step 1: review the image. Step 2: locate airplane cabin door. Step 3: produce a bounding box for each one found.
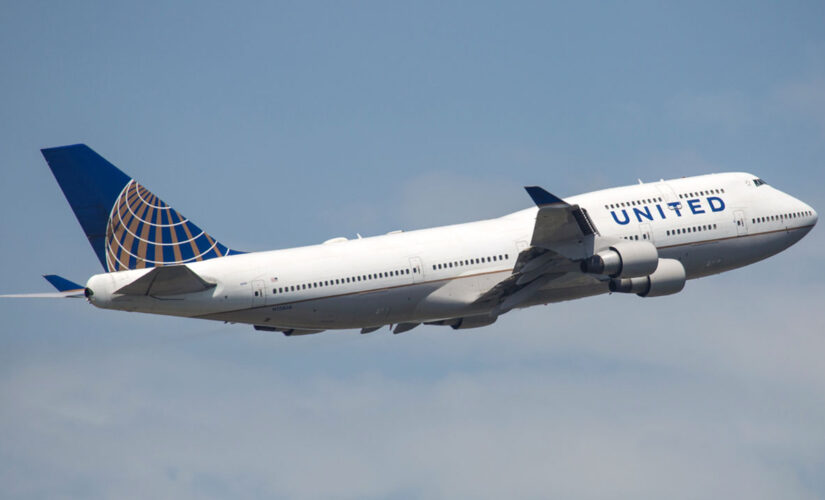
[734,210,748,236]
[251,279,266,307]
[655,182,682,213]
[409,257,423,283]
[639,223,653,243]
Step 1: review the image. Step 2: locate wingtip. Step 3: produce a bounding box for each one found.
[524,186,565,206]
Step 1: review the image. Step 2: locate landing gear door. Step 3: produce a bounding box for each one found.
[734,210,748,236]
[409,257,423,283]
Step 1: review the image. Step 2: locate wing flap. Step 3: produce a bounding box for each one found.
[115,265,216,296]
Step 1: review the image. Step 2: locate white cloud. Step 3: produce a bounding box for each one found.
[2,258,824,499]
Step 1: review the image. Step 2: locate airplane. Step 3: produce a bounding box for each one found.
[2,144,817,335]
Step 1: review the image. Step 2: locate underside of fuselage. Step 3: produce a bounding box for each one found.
[189,225,814,331]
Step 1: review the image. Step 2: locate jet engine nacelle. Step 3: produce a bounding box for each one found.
[581,240,659,278]
[608,258,686,297]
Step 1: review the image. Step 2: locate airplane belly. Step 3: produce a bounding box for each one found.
[519,282,608,307]
[659,229,806,279]
[207,282,439,329]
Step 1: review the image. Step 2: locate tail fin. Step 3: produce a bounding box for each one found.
[41,144,242,272]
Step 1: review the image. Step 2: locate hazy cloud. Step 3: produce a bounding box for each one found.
[3,260,824,499]
[775,78,825,136]
[397,171,525,229]
[666,91,752,133]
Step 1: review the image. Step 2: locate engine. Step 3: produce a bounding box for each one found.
[581,240,659,278]
[608,258,686,297]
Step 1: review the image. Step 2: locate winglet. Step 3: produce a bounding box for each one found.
[524,186,566,206]
[43,274,84,292]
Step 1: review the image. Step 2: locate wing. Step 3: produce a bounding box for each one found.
[524,186,598,250]
[475,187,605,313]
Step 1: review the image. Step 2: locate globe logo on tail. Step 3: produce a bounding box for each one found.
[104,180,231,272]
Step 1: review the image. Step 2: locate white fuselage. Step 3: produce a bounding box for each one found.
[86,173,817,332]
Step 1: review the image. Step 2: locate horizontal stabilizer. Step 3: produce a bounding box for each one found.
[115,265,215,296]
[0,291,85,298]
[43,274,83,292]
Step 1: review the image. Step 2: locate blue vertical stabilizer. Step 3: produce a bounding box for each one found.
[41,144,241,272]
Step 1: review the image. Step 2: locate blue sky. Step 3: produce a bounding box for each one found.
[1,2,824,498]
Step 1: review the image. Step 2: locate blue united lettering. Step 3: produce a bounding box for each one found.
[608,196,725,225]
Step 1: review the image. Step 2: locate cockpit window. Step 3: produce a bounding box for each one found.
[753,178,767,187]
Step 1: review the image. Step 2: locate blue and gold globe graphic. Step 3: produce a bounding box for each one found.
[104,180,231,272]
